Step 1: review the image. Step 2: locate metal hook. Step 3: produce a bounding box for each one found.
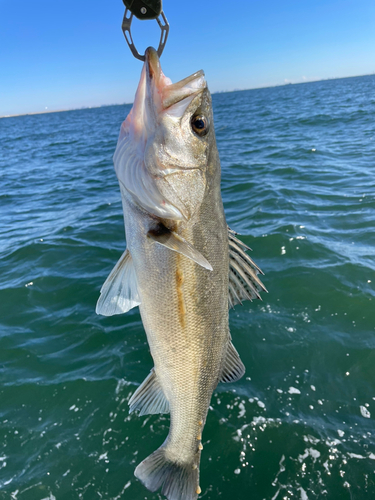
[122,8,169,61]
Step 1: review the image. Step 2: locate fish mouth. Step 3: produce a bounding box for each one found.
[145,47,206,111]
[145,47,163,85]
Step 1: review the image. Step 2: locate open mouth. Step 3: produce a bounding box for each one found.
[145,47,206,110]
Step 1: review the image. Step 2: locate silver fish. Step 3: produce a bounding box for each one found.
[96,47,266,500]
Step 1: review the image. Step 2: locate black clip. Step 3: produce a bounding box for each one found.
[122,0,162,20]
[122,7,169,61]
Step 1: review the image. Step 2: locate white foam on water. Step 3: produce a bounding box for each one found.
[288,387,301,395]
[298,448,321,463]
[115,378,131,395]
[304,435,320,445]
[347,453,365,459]
[271,454,286,487]
[360,405,371,418]
[238,401,246,418]
[111,480,132,500]
[298,486,309,500]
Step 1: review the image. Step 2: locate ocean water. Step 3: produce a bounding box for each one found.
[1,74,375,500]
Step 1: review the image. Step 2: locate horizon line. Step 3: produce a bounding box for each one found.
[1,72,374,119]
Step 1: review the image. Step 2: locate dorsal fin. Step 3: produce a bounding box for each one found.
[220,341,245,383]
[228,227,267,309]
[96,249,141,316]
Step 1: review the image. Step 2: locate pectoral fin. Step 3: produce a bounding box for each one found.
[220,341,246,383]
[228,227,267,308]
[147,224,213,271]
[96,249,141,316]
[129,369,170,416]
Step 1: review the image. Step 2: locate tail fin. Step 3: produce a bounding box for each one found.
[135,447,200,500]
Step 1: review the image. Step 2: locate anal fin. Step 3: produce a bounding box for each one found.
[220,341,245,383]
[129,369,170,416]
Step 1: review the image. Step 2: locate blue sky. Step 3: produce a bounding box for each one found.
[1,0,374,116]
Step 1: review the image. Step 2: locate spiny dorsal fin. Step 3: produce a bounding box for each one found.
[147,223,213,271]
[220,341,246,383]
[129,369,170,416]
[96,249,141,316]
[228,226,267,309]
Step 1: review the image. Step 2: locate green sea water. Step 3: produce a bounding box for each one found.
[1,74,375,500]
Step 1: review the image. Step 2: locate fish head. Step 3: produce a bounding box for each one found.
[114,47,217,221]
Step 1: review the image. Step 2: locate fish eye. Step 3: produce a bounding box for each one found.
[191,114,209,137]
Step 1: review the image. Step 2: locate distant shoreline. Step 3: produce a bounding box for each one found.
[1,109,76,118]
[0,106,125,119]
[1,72,374,119]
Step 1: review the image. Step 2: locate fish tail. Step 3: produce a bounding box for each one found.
[135,446,200,500]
